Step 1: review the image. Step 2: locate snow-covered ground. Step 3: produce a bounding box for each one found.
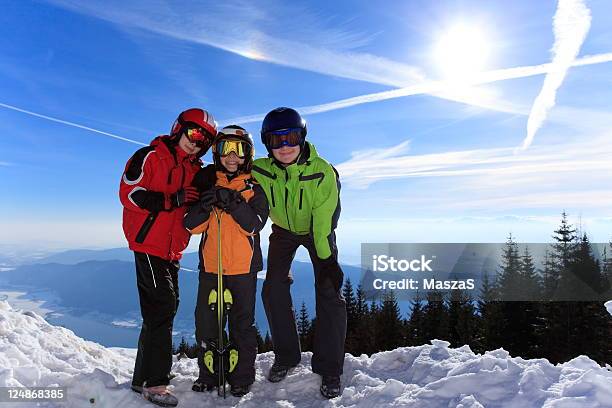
[0,300,611,408]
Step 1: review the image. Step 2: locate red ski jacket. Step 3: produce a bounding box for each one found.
[119,136,202,261]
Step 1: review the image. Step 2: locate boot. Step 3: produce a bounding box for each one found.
[267,362,296,383]
[230,383,251,397]
[320,375,341,399]
[142,384,178,407]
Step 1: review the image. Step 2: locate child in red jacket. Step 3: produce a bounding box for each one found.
[119,108,217,407]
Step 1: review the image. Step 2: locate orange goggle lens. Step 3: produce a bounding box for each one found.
[185,128,212,147]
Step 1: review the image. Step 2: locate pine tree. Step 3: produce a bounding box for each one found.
[519,246,541,300]
[447,289,476,348]
[177,336,189,357]
[422,290,449,343]
[495,236,532,357]
[515,245,541,358]
[364,302,380,354]
[375,291,404,351]
[565,234,612,364]
[255,325,265,353]
[343,278,357,328]
[551,211,578,300]
[475,270,504,353]
[342,278,358,354]
[352,283,373,355]
[571,234,606,298]
[297,302,312,351]
[541,250,558,300]
[406,291,426,346]
[497,234,522,301]
[355,284,368,321]
[538,212,579,363]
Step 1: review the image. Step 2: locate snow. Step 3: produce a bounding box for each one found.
[605,300,612,317]
[1,300,611,408]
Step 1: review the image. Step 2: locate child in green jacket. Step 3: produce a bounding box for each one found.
[252,107,346,399]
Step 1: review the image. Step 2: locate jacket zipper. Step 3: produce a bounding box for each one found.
[270,185,276,207]
[281,168,293,231]
[168,161,186,259]
[299,188,303,210]
[284,186,292,231]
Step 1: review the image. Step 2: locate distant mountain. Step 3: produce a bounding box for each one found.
[23,248,135,265]
[0,254,363,346]
[22,247,203,270]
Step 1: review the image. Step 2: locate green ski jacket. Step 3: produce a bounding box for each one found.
[252,142,340,259]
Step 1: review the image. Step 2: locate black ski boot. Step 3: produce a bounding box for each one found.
[267,362,296,383]
[230,383,251,397]
[320,375,341,399]
[192,379,215,393]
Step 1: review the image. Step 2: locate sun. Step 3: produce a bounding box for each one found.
[432,23,491,81]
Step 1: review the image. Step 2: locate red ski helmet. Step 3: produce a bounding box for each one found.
[170,108,217,146]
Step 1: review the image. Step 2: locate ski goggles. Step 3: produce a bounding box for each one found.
[264,128,304,149]
[185,127,213,148]
[215,139,252,158]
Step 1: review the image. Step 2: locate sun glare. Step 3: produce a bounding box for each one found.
[433,23,490,81]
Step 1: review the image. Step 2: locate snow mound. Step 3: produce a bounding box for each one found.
[1,300,611,407]
[606,300,612,317]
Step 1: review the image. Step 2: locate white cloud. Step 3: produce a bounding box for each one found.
[44,0,426,88]
[336,131,612,191]
[40,0,612,129]
[450,190,612,211]
[521,0,592,150]
[225,52,612,125]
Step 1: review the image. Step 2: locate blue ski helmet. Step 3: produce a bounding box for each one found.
[260,107,307,154]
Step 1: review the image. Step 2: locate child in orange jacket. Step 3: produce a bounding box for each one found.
[184,125,268,397]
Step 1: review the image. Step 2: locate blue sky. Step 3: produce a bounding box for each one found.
[1,0,612,263]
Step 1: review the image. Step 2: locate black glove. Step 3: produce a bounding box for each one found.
[319,255,343,292]
[170,186,199,208]
[214,187,244,212]
[199,189,217,212]
[192,164,217,191]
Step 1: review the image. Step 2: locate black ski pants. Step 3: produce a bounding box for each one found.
[263,224,347,376]
[131,251,180,388]
[195,271,258,386]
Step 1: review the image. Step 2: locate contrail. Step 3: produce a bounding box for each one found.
[0,102,148,146]
[4,52,611,144]
[521,0,591,150]
[223,52,612,126]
